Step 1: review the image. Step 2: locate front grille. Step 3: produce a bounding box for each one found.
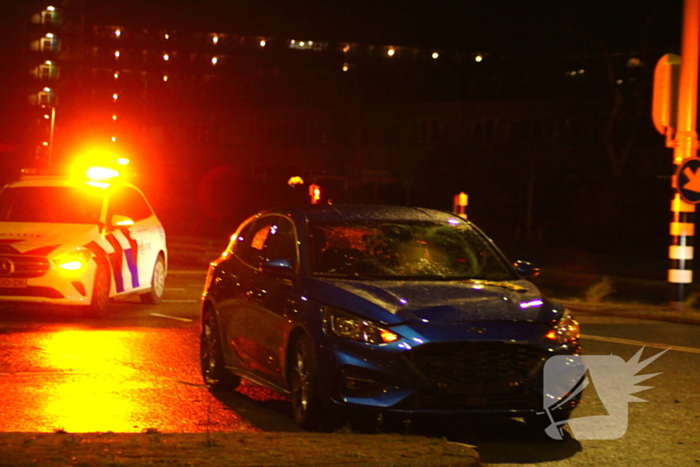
[407,341,546,403]
[0,287,63,299]
[0,255,50,278]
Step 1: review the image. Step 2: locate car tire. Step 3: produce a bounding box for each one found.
[289,334,327,430]
[200,308,241,391]
[86,264,110,317]
[140,254,166,305]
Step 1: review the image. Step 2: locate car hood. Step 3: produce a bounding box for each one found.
[0,222,99,255]
[308,277,560,325]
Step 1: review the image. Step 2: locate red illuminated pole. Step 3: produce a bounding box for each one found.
[669,0,700,308]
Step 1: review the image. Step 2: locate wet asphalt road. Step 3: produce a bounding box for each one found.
[0,268,698,465]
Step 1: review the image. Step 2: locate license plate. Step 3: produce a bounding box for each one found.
[0,278,27,288]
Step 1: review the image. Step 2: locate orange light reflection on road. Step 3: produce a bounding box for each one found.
[37,329,143,433]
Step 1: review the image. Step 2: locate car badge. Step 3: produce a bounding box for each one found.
[0,258,15,276]
[468,326,486,334]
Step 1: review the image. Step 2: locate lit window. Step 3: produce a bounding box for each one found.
[163,53,170,61]
[211,56,218,65]
[432,52,439,59]
[387,48,395,57]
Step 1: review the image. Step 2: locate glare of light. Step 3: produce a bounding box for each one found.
[87,166,119,181]
[211,56,218,65]
[45,33,54,38]
[287,176,304,187]
[115,29,121,38]
[342,63,349,72]
[616,79,623,85]
[47,6,55,11]
[519,299,544,309]
[112,93,118,101]
[163,75,168,82]
[163,53,169,61]
[113,71,119,79]
[111,136,117,142]
[475,54,483,62]
[260,39,266,47]
[299,41,306,47]
[290,39,296,44]
[116,158,130,165]
[45,60,52,65]
[448,218,459,225]
[387,48,395,57]
[42,141,49,146]
[399,298,408,305]
[212,35,219,44]
[43,87,51,92]
[164,33,170,40]
[112,114,117,121]
[114,50,120,58]
[44,114,50,119]
[578,69,585,74]
[343,44,350,53]
[432,52,439,59]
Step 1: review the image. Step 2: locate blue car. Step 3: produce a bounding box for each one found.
[199,205,581,430]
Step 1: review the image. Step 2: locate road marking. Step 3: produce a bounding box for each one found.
[582,334,700,354]
[150,313,194,322]
[162,299,198,303]
[168,270,206,275]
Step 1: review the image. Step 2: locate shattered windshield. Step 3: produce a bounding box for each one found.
[308,220,517,281]
[0,186,104,224]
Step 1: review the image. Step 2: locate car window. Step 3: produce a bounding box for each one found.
[309,220,516,281]
[236,216,298,269]
[0,186,103,224]
[107,186,153,222]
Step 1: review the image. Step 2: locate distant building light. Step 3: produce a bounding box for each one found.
[44,60,52,65]
[259,39,266,47]
[164,33,170,40]
[44,114,51,119]
[114,50,120,59]
[42,141,49,146]
[115,29,121,38]
[163,75,168,82]
[342,63,349,72]
[46,6,55,11]
[211,56,218,65]
[111,136,117,142]
[43,87,51,92]
[343,44,350,53]
[616,79,623,85]
[112,93,118,101]
[113,71,119,79]
[45,33,54,38]
[163,53,170,61]
[112,114,118,121]
[387,48,395,57]
[212,35,219,44]
[290,40,296,45]
[578,69,585,74]
[475,54,483,62]
[432,52,439,59]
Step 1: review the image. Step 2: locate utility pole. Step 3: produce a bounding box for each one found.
[653,0,700,308]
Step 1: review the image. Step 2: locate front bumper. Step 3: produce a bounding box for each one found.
[0,261,96,307]
[317,321,582,417]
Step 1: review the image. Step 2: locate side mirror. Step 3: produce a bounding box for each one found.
[111,214,134,227]
[261,258,295,277]
[514,260,540,279]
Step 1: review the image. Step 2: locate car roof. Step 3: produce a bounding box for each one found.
[275,204,467,224]
[4,176,138,191]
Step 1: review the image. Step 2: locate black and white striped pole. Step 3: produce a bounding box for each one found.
[653,0,699,308]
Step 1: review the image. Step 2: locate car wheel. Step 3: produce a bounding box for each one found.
[289,334,326,430]
[140,254,166,304]
[200,309,241,391]
[86,264,110,317]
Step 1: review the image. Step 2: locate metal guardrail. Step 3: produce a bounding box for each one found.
[167,235,229,266]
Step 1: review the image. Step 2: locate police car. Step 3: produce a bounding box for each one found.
[0,166,167,316]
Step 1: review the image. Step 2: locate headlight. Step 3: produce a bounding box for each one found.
[53,248,92,275]
[324,306,399,345]
[546,310,581,345]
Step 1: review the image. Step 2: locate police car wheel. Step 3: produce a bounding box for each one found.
[86,265,110,317]
[140,254,166,304]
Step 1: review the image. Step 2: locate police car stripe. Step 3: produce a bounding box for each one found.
[84,241,113,294]
[104,234,125,293]
[119,228,140,288]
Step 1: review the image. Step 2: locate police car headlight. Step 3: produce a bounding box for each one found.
[53,248,92,274]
